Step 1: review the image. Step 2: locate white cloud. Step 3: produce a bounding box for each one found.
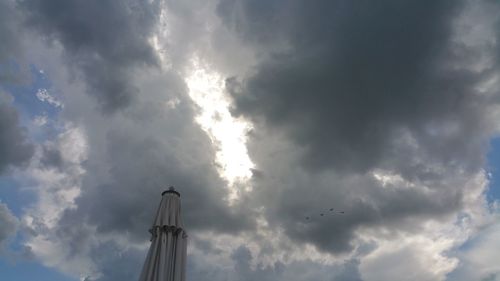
[20,123,95,279]
[36,88,63,108]
[33,114,48,126]
[448,215,500,281]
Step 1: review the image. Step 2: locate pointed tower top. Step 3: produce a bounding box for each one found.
[162,186,180,197]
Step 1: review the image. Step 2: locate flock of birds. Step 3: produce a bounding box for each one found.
[305,208,345,221]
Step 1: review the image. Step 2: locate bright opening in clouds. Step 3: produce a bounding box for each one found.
[186,58,254,199]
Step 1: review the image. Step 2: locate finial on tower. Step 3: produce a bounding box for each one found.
[162,186,180,197]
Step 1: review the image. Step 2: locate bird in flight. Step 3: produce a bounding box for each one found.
[304,208,345,220]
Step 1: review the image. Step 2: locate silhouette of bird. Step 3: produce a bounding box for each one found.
[302,207,346,222]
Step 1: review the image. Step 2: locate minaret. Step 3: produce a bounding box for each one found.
[138,187,187,281]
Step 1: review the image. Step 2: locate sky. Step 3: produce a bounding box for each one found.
[1,0,500,281]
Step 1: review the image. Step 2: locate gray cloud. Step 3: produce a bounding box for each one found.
[6,0,500,280]
[90,241,145,281]
[65,129,253,242]
[333,259,363,281]
[0,202,18,248]
[213,0,500,256]
[0,0,20,62]
[446,221,500,281]
[221,0,493,173]
[5,1,259,278]
[0,0,26,84]
[242,131,469,254]
[188,244,364,281]
[23,67,256,280]
[18,0,161,111]
[64,71,254,241]
[40,144,64,169]
[0,101,34,174]
[482,274,499,281]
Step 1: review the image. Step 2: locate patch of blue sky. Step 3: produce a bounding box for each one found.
[1,60,65,279]
[0,178,35,218]
[0,259,78,281]
[0,167,39,275]
[1,62,64,144]
[447,137,500,273]
[0,61,59,222]
[486,137,500,203]
[0,58,23,84]
[4,64,61,118]
[445,221,500,280]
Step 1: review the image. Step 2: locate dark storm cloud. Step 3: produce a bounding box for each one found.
[245,144,466,254]
[214,0,500,256]
[0,0,25,84]
[0,102,34,174]
[0,0,33,174]
[22,68,257,280]
[18,0,161,111]
[0,0,20,62]
[220,0,490,172]
[10,0,498,279]
[51,71,253,255]
[10,18,265,275]
[69,130,253,241]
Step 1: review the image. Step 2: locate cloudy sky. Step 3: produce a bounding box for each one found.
[1,0,500,280]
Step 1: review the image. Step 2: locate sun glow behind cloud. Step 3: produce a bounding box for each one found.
[185,58,254,200]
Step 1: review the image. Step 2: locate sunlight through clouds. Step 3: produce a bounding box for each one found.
[185,58,254,201]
